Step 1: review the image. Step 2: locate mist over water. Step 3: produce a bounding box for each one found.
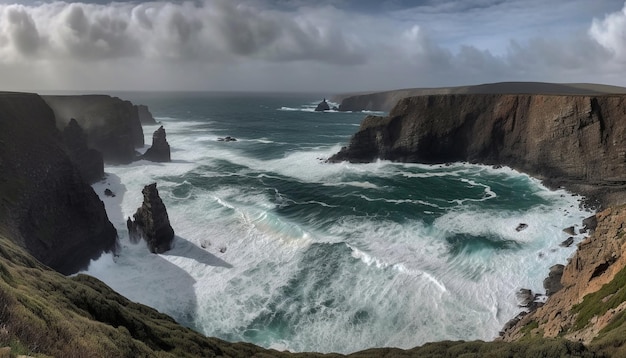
[86,93,590,353]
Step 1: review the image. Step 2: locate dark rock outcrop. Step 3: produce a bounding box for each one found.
[127,183,175,253]
[142,126,171,162]
[136,104,157,124]
[543,264,565,296]
[330,93,626,208]
[315,98,331,112]
[0,92,117,274]
[43,95,144,164]
[62,118,104,183]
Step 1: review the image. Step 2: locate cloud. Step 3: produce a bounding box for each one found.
[0,0,625,91]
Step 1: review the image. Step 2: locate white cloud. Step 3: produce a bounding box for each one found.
[0,0,625,91]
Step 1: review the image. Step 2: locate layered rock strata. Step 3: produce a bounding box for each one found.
[142,126,171,162]
[43,95,144,163]
[0,92,117,274]
[330,94,626,208]
[128,183,175,254]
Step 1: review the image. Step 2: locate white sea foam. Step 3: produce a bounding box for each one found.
[84,113,593,354]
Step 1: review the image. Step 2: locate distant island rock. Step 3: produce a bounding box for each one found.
[127,183,175,254]
[314,98,331,112]
[142,125,171,162]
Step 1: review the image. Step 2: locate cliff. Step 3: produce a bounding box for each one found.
[137,104,157,124]
[43,95,144,164]
[62,118,104,183]
[329,93,626,208]
[0,92,117,274]
[334,82,626,112]
[501,205,626,357]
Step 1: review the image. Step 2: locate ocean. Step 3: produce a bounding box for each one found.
[85,92,590,354]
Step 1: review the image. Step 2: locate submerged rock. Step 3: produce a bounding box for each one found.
[217,136,237,142]
[127,183,175,253]
[142,126,171,162]
[515,223,528,232]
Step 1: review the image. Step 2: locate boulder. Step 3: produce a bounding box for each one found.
[315,99,331,112]
[560,237,574,247]
[515,223,528,232]
[127,183,174,253]
[142,126,171,162]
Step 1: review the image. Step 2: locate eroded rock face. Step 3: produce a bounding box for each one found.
[330,94,626,208]
[43,95,144,164]
[127,183,174,254]
[62,118,104,183]
[0,92,117,275]
[501,207,626,343]
[136,104,157,124]
[142,126,171,162]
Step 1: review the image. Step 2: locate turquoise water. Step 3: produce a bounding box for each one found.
[86,92,590,353]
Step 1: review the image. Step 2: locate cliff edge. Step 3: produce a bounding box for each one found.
[0,92,117,274]
[330,93,626,208]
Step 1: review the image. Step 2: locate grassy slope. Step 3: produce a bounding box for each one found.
[0,234,607,357]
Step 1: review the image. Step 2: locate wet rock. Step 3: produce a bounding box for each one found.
[516,223,528,232]
[563,226,576,236]
[315,98,331,112]
[104,188,116,197]
[543,264,564,296]
[127,183,175,253]
[581,214,598,234]
[142,126,171,162]
[560,237,574,247]
[217,136,237,142]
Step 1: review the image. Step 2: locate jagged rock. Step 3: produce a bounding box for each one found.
[315,98,330,112]
[560,237,574,247]
[127,183,174,253]
[62,118,104,183]
[517,288,534,307]
[43,95,144,164]
[543,264,564,296]
[136,104,157,124]
[563,226,576,236]
[0,92,117,274]
[581,214,598,234]
[104,188,115,197]
[515,223,528,232]
[142,126,171,162]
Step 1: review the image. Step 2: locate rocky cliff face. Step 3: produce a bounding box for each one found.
[0,92,117,275]
[501,205,626,356]
[330,94,626,208]
[43,95,144,164]
[62,118,104,183]
[128,183,175,254]
[142,126,171,162]
[137,104,157,124]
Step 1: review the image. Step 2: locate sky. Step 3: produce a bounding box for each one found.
[0,0,625,92]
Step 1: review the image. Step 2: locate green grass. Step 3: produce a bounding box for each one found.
[572,265,626,330]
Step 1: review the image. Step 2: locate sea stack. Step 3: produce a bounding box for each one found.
[142,126,171,162]
[127,183,175,253]
[314,98,331,112]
